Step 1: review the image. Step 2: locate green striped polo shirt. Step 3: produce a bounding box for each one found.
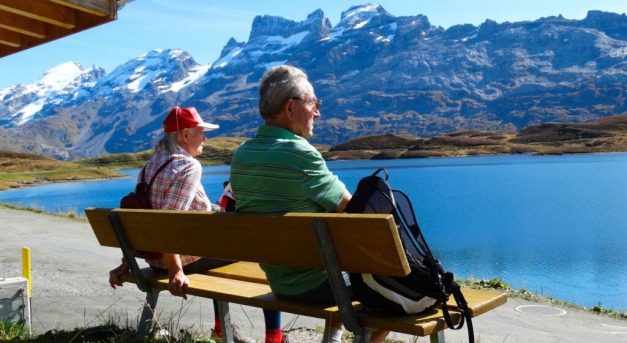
[230,125,347,296]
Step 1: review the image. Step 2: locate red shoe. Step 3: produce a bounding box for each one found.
[211,323,256,343]
[265,334,289,343]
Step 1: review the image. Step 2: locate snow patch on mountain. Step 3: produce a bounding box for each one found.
[167,64,211,92]
[339,4,382,29]
[213,46,243,69]
[7,62,99,125]
[264,31,310,53]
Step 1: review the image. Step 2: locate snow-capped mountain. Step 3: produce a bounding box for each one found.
[95,49,210,95]
[0,62,104,127]
[1,4,626,160]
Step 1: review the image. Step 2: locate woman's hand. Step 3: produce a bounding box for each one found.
[168,269,189,299]
[164,253,189,299]
[108,262,129,289]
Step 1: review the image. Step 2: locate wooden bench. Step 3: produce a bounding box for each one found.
[85,208,507,343]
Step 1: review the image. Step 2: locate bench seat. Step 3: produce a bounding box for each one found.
[120,262,506,337]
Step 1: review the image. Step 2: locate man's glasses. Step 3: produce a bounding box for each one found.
[291,97,322,110]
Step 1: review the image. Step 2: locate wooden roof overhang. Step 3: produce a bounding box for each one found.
[0,0,125,58]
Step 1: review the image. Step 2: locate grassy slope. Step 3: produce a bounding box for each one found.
[324,114,627,160]
[0,151,123,191]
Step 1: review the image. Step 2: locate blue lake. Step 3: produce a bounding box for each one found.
[1,153,626,311]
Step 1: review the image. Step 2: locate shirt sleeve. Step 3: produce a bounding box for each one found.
[299,145,347,212]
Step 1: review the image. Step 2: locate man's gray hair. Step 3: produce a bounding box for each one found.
[259,65,308,120]
[154,132,180,153]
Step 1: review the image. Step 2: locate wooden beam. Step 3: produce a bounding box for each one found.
[0,8,47,38]
[0,0,77,29]
[0,0,119,58]
[51,0,116,18]
[74,8,112,28]
[0,27,21,47]
[0,41,20,55]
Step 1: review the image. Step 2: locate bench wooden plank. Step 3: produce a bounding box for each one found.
[118,262,268,285]
[120,271,345,319]
[358,289,507,336]
[454,288,507,317]
[205,261,268,284]
[120,269,506,337]
[86,208,411,276]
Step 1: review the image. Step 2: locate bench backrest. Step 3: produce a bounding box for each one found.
[85,208,411,277]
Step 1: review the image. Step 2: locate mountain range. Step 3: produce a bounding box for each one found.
[0,4,626,160]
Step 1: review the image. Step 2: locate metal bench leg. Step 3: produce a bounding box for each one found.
[351,328,368,343]
[138,290,159,335]
[312,220,365,338]
[217,300,234,343]
[429,330,445,343]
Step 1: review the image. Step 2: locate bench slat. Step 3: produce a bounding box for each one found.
[86,208,411,276]
[358,289,507,336]
[205,261,268,284]
[120,270,506,337]
[120,271,345,319]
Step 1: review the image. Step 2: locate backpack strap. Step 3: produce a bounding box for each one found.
[440,273,475,342]
[145,157,176,187]
[139,157,176,208]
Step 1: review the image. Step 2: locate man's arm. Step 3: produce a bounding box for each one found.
[334,190,352,213]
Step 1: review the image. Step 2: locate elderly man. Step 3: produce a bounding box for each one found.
[230,65,387,343]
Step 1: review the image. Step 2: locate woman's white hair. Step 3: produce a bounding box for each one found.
[154,132,180,153]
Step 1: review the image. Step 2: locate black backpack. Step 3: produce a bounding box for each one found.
[120,157,174,210]
[345,168,475,343]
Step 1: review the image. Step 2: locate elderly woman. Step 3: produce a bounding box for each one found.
[108,107,262,342]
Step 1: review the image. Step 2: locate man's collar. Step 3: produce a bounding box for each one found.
[258,125,307,141]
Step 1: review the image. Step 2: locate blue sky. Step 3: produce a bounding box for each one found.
[0,0,625,89]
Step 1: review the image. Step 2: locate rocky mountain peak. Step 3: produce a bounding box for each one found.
[249,9,331,41]
[218,38,246,60]
[96,48,203,94]
[334,4,395,33]
[582,10,627,38]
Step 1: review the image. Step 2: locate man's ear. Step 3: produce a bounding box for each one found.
[283,99,294,118]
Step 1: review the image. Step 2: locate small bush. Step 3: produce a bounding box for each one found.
[0,320,30,341]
